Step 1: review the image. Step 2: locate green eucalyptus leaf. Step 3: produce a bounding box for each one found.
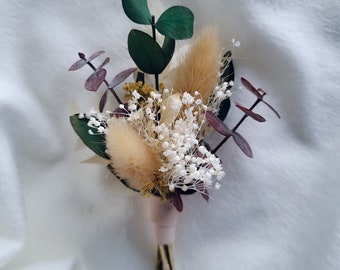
[162,36,175,67]
[70,114,109,159]
[218,51,235,120]
[122,0,152,25]
[128,29,167,74]
[135,71,145,83]
[220,51,235,85]
[155,6,194,40]
[217,98,231,121]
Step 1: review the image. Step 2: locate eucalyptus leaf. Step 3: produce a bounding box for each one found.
[70,114,109,159]
[218,51,234,120]
[205,111,231,136]
[135,71,145,83]
[155,6,194,40]
[128,29,168,74]
[220,51,235,84]
[122,0,152,25]
[232,131,253,158]
[217,98,230,121]
[68,59,86,71]
[85,68,107,91]
[162,36,175,67]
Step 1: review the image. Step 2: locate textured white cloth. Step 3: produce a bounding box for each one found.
[1,0,339,269]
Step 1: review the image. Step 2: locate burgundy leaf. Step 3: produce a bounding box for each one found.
[205,111,231,136]
[257,88,267,95]
[113,106,128,118]
[87,51,105,62]
[109,67,137,88]
[241,77,262,99]
[232,131,253,158]
[85,68,107,91]
[99,90,108,112]
[201,190,209,202]
[261,99,281,119]
[68,59,86,71]
[235,102,266,122]
[78,52,86,59]
[98,57,110,69]
[196,181,209,202]
[173,191,183,212]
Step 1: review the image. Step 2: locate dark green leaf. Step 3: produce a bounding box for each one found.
[218,51,234,120]
[135,71,145,83]
[70,114,109,159]
[162,36,175,67]
[217,98,230,121]
[128,29,168,74]
[122,0,152,25]
[220,51,235,85]
[155,6,194,40]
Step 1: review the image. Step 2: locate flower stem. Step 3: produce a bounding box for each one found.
[86,60,123,104]
[155,244,175,270]
[151,15,160,91]
[212,96,264,154]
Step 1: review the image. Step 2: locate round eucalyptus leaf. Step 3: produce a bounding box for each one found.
[162,36,175,67]
[155,6,194,40]
[128,29,167,74]
[122,0,152,25]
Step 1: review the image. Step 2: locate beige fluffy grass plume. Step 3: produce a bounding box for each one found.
[105,118,161,190]
[171,27,221,103]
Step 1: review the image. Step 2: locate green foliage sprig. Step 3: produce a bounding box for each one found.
[123,0,194,90]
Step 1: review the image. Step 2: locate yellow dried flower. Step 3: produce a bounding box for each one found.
[105,118,161,190]
[171,27,221,103]
[123,81,162,101]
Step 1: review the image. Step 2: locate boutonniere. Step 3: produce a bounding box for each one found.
[69,0,280,268]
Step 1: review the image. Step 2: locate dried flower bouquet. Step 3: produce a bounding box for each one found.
[69,0,280,268]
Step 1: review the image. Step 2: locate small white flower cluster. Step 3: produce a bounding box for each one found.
[208,81,233,113]
[81,86,228,195]
[126,89,225,194]
[78,108,110,135]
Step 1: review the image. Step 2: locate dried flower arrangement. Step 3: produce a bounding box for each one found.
[69,0,280,268]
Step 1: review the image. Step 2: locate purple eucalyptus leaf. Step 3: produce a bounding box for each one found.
[261,99,281,119]
[99,90,108,112]
[205,111,231,136]
[68,59,87,71]
[201,189,209,202]
[98,57,110,69]
[78,52,86,59]
[241,77,262,99]
[85,68,107,91]
[173,191,183,212]
[235,102,266,122]
[196,181,209,202]
[113,105,129,118]
[87,51,105,62]
[109,67,137,88]
[232,131,253,158]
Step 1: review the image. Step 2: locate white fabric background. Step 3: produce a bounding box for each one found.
[1,0,340,269]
